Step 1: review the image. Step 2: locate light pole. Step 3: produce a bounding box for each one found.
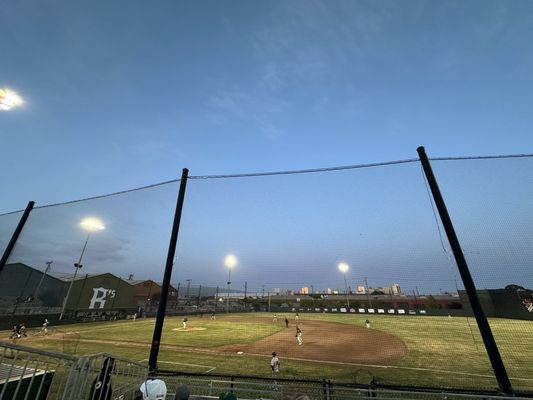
[33,261,53,303]
[224,254,237,312]
[338,262,350,309]
[60,217,105,320]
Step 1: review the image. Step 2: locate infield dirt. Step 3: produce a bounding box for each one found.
[216,316,406,365]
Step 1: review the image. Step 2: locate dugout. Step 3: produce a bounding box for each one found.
[58,273,136,319]
[459,289,533,320]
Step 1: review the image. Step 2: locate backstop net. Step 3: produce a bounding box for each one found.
[1,154,531,394]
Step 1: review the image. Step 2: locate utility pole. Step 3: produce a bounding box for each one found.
[364,277,372,308]
[176,282,180,311]
[262,285,265,297]
[186,279,192,299]
[197,285,202,307]
[244,281,247,300]
[311,285,314,294]
[268,292,271,312]
[412,289,419,310]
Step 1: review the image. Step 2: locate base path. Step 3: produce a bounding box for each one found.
[216,316,406,365]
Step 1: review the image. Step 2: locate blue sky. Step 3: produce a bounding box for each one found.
[1,1,532,292]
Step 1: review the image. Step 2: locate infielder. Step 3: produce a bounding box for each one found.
[182,317,188,329]
[295,313,299,322]
[273,314,278,323]
[295,326,303,345]
[365,319,370,329]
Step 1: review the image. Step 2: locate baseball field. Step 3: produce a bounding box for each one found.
[3,313,532,392]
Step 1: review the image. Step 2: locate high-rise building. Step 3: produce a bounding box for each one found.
[299,286,309,294]
[391,283,401,295]
[356,285,367,294]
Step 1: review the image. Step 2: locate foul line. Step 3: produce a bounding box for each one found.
[141,359,216,373]
[240,352,533,382]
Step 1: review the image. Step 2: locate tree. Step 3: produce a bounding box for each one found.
[426,295,438,309]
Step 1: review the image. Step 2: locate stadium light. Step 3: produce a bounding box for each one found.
[60,217,105,320]
[224,254,237,312]
[0,88,23,111]
[338,262,350,308]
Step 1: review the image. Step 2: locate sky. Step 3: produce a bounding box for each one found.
[1,1,533,293]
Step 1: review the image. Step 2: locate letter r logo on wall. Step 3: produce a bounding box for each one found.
[89,287,109,309]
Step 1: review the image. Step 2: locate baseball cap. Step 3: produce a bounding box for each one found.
[140,379,167,400]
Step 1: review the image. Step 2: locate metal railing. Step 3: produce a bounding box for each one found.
[0,341,148,400]
[156,371,533,400]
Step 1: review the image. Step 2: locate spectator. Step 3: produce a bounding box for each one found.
[219,392,236,400]
[139,379,167,400]
[174,384,190,400]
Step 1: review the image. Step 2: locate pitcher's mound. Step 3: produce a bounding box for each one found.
[172,327,206,332]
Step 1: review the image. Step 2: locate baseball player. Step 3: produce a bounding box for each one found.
[285,317,289,328]
[41,318,50,335]
[295,326,303,345]
[270,351,280,389]
[295,313,299,322]
[211,313,216,320]
[365,319,370,329]
[182,317,188,329]
[271,352,280,376]
[273,314,278,323]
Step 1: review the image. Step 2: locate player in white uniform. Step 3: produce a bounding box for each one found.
[270,352,280,389]
[41,319,49,335]
[296,326,303,345]
[365,319,370,329]
[182,317,188,329]
[273,314,278,323]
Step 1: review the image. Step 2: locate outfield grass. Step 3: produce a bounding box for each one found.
[3,313,532,393]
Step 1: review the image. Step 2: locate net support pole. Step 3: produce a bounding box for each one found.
[148,168,189,375]
[417,146,513,395]
[0,201,35,274]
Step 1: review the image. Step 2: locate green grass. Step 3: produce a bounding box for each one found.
[2,313,532,393]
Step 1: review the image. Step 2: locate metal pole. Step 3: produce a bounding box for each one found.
[343,275,350,308]
[197,285,202,307]
[186,279,191,299]
[60,233,90,320]
[148,168,189,376]
[0,201,34,273]
[226,268,231,312]
[417,146,513,394]
[60,263,82,320]
[33,261,52,303]
[364,277,372,308]
[268,292,271,312]
[215,286,219,310]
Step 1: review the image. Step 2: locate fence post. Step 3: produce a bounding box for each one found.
[148,169,189,375]
[0,201,35,274]
[417,146,513,395]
